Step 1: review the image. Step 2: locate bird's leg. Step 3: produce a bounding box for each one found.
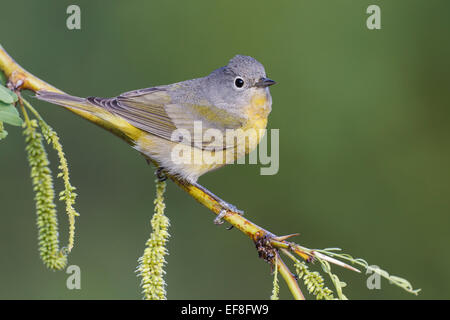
[192,182,244,225]
[155,167,168,182]
[214,209,227,225]
[143,156,167,182]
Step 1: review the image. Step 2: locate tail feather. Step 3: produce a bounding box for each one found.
[35,91,99,114]
[34,90,143,143]
[35,91,84,103]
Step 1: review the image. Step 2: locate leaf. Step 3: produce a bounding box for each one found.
[0,84,18,104]
[0,71,6,85]
[0,122,7,140]
[0,101,23,126]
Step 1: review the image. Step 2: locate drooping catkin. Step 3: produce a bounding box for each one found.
[137,179,170,300]
[23,119,67,270]
[39,120,79,253]
[294,261,334,300]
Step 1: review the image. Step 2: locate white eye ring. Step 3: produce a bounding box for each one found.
[234,76,245,89]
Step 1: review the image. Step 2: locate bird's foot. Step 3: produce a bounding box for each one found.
[218,200,244,216]
[214,209,227,225]
[213,201,244,228]
[155,167,167,182]
[190,182,243,226]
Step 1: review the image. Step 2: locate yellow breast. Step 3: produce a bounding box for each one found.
[235,91,271,154]
[133,91,272,182]
[244,92,270,129]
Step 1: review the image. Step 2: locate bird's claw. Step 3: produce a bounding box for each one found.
[214,202,243,230]
[219,200,244,215]
[155,167,167,182]
[214,209,227,225]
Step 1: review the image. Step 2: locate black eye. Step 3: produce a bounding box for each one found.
[234,77,244,88]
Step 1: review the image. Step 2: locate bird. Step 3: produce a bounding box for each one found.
[35,55,276,216]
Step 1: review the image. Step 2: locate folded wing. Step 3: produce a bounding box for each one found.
[88,87,244,150]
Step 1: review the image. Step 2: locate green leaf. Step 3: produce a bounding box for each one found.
[0,84,18,104]
[0,71,6,85]
[0,101,23,126]
[8,89,18,102]
[0,121,7,140]
[0,128,8,140]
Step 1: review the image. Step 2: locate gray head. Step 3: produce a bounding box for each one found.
[201,55,276,110]
[224,55,275,89]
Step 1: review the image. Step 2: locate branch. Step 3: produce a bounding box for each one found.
[0,45,59,93]
[1,44,401,300]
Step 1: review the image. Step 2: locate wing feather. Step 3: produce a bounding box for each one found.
[88,87,244,150]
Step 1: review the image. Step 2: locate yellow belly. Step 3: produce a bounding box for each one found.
[135,92,271,182]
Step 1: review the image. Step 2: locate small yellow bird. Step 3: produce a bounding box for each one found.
[36,55,275,213]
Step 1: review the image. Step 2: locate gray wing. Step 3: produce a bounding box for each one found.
[87,87,244,150]
[88,87,177,141]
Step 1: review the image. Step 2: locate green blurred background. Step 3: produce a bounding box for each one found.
[1,0,449,299]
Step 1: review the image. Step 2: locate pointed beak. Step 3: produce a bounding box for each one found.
[255,77,276,88]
